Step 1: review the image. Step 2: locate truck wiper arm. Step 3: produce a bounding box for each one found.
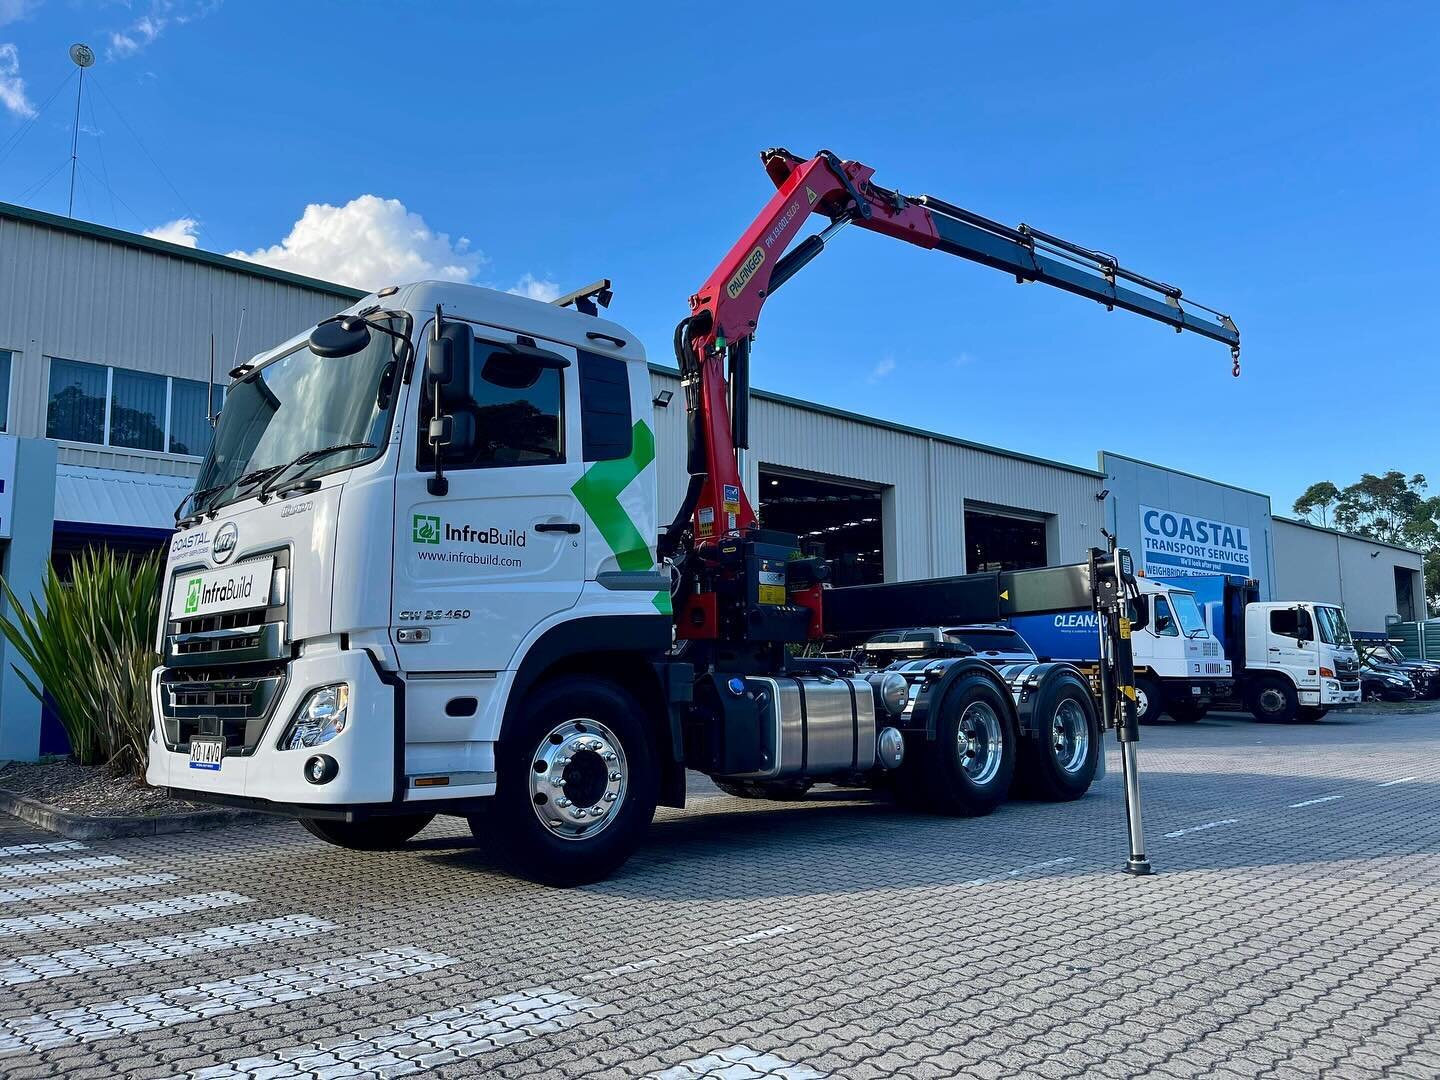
[257,442,377,499]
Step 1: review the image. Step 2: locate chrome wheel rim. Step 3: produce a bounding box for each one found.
[957,701,1004,786]
[1134,685,1151,718]
[1052,699,1089,774]
[528,718,627,841]
[1259,687,1287,713]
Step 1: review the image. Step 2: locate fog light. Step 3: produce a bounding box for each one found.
[304,754,339,785]
[280,684,350,750]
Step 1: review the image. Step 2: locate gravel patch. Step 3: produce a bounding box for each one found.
[0,759,204,818]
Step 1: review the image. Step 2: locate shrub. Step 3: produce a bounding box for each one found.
[0,548,162,776]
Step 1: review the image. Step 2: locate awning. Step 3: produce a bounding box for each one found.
[54,466,194,535]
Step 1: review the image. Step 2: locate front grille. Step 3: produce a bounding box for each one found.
[160,547,291,754]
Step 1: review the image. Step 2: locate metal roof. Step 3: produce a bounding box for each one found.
[1273,514,1423,556]
[55,466,192,532]
[0,201,366,301]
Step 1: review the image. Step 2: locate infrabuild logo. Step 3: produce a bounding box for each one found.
[410,513,526,568]
[183,574,254,614]
[184,577,203,614]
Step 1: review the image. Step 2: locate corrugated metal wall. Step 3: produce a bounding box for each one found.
[1272,517,1425,633]
[650,368,1106,582]
[0,213,352,478]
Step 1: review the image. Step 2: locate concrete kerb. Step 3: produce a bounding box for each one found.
[0,786,270,839]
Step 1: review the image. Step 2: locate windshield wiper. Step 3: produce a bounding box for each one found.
[176,483,227,526]
[257,442,377,499]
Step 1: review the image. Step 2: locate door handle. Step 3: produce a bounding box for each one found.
[535,522,581,534]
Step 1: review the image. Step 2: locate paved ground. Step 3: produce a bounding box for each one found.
[1,705,1438,1079]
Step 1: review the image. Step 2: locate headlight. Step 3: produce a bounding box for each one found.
[873,672,909,717]
[280,684,350,750]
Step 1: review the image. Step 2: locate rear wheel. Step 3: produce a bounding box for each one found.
[900,673,1017,816]
[1018,676,1100,801]
[1248,677,1299,723]
[1133,674,1164,725]
[489,676,657,887]
[300,813,434,851]
[1166,699,1209,724]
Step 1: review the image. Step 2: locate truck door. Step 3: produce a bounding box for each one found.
[393,327,585,673]
[1264,607,1316,673]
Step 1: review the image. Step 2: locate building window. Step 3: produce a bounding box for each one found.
[45,357,223,457]
[46,358,108,444]
[0,350,11,432]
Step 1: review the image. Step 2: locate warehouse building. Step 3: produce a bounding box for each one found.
[0,201,1427,758]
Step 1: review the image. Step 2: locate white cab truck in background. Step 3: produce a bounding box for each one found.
[1183,575,1361,722]
[1008,578,1232,724]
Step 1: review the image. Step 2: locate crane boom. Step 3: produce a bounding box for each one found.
[667,147,1240,645]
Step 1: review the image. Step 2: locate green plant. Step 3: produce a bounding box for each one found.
[0,548,162,776]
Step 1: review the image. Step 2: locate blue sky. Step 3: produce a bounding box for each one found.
[1,2,1435,514]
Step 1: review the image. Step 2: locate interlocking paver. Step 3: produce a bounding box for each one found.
[0,705,1435,1078]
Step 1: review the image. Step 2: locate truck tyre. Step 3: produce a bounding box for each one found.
[1133,674,1163,725]
[1248,677,1299,723]
[1166,699,1209,724]
[1017,676,1100,801]
[489,676,657,887]
[300,813,434,851]
[711,778,813,800]
[1296,706,1329,721]
[901,673,1017,816]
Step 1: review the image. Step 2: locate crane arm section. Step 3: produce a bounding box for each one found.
[669,148,1241,556]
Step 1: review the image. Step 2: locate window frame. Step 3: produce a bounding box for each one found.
[415,336,569,472]
[0,348,13,434]
[44,356,222,459]
[1152,596,1179,637]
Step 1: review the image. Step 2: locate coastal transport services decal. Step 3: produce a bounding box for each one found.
[410,513,527,569]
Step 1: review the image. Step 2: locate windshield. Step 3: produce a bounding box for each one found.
[1314,605,1353,647]
[1168,592,1209,638]
[195,315,407,511]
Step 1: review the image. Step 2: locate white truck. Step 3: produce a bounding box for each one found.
[1008,577,1232,724]
[1182,575,1361,722]
[147,149,1243,884]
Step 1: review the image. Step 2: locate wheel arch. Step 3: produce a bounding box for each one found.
[911,657,1021,742]
[505,614,688,807]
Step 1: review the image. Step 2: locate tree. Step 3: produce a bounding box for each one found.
[1296,471,1440,616]
[1292,481,1339,528]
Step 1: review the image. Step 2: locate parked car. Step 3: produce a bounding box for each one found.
[1359,659,1415,702]
[862,625,1038,664]
[1357,642,1440,699]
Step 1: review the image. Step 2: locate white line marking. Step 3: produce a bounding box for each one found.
[964,857,1076,887]
[1379,776,1418,787]
[174,985,604,1079]
[1164,818,1239,839]
[0,872,179,905]
[0,855,129,880]
[0,841,87,859]
[0,913,334,986]
[0,891,253,939]
[1289,795,1345,808]
[0,946,456,1056]
[580,925,795,982]
[646,1045,829,1079]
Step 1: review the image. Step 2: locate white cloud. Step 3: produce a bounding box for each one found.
[107,1,221,61]
[227,195,485,290]
[868,355,897,383]
[508,273,561,302]
[0,42,35,119]
[144,217,199,247]
[0,1,39,29]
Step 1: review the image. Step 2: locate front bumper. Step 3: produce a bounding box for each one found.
[1307,679,1361,707]
[147,647,397,807]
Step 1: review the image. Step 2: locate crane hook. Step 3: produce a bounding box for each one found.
[1231,346,1241,378]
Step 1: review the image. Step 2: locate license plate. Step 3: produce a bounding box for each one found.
[189,736,225,771]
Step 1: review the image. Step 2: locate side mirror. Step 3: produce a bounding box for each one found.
[1127,595,1150,634]
[309,316,371,358]
[427,320,473,386]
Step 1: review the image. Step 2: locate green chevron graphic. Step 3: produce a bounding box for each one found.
[571,420,670,613]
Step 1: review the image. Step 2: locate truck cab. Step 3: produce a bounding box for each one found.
[1239,601,1362,718]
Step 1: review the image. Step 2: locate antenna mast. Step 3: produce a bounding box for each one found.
[66,43,95,218]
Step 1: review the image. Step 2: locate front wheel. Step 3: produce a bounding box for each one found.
[1133,674,1164,725]
[300,813,434,851]
[900,673,1017,816]
[1017,677,1100,801]
[1248,677,1299,723]
[489,676,657,887]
